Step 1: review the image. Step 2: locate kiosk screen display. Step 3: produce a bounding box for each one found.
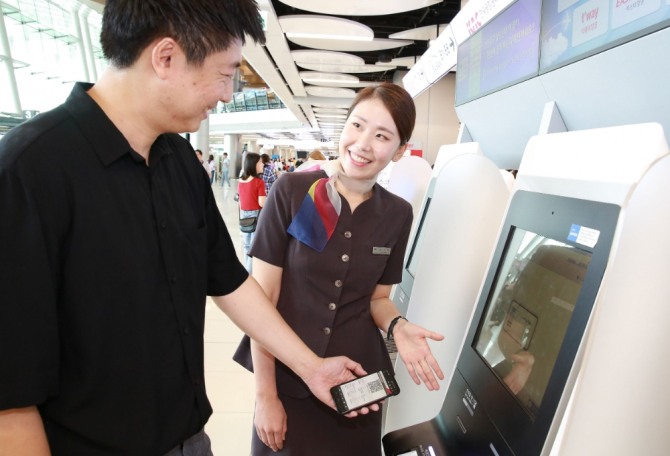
[473,227,592,420]
[540,0,670,73]
[383,191,620,456]
[455,0,542,105]
[406,198,432,278]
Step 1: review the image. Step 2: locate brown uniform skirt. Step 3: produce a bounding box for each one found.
[251,392,383,455]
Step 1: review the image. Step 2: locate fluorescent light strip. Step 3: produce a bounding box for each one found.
[286,32,373,41]
[315,114,347,119]
[303,78,360,84]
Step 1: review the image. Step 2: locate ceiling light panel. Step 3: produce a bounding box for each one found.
[389,24,448,41]
[288,37,413,52]
[279,15,373,41]
[311,102,352,109]
[312,107,349,114]
[305,86,356,98]
[297,62,396,74]
[315,114,347,119]
[387,56,420,68]
[318,122,346,127]
[277,0,443,16]
[291,50,364,65]
[299,71,359,84]
[300,72,365,88]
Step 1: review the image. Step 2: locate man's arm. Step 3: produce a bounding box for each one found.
[0,407,50,456]
[212,276,367,412]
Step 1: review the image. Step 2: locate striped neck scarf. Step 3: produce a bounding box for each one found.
[287,159,375,251]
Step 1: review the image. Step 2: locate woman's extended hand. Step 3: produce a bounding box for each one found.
[254,395,287,452]
[393,320,445,390]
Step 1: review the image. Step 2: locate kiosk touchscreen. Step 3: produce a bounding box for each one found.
[383,190,620,456]
[390,144,484,316]
[404,198,432,285]
[392,196,432,316]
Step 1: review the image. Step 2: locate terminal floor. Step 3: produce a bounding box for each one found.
[204,180,255,455]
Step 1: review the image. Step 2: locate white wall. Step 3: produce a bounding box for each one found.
[406,72,461,166]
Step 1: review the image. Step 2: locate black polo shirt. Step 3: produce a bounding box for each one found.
[0,83,248,455]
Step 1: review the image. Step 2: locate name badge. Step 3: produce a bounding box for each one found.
[372,247,391,255]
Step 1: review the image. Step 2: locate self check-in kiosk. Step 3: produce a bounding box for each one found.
[382,122,670,455]
[389,143,504,317]
[387,155,433,223]
[384,143,512,432]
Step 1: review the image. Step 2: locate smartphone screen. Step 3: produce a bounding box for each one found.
[331,370,400,414]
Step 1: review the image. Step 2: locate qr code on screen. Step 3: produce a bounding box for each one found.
[367,380,383,394]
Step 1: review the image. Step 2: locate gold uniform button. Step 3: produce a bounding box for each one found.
[328,303,337,311]
[334,280,343,287]
[344,231,352,239]
[341,254,350,262]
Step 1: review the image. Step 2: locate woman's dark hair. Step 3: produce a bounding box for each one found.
[241,153,261,179]
[347,82,416,146]
[100,0,266,68]
[261,153,272,165]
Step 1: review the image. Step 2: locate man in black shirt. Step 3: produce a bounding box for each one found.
[0,1,368,454]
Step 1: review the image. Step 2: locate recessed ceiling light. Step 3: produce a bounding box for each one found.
[305,86,356,98]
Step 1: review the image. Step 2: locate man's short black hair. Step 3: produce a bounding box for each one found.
[100,0,266,68]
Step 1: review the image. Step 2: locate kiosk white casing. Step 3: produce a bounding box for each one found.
[385,143,512,433]
[517,123,670,455]
[387,155,433,222]
[382,121,670,455]
[389,143,493,316]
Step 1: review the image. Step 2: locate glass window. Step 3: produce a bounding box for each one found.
[1,0,103,114]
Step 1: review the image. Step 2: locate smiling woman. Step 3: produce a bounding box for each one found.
[233,82,445,456]
[337,84,415,188]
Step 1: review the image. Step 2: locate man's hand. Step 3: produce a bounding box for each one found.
[302,356,380,417]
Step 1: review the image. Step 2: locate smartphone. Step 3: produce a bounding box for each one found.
[331,369,400,414]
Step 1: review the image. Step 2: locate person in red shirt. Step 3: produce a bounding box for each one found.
[238,152,267,272]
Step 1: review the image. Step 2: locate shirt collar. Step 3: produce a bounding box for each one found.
[63,82,172,167]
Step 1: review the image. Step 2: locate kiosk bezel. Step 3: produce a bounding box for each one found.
[384,190,621,456]
[450,190,620,455]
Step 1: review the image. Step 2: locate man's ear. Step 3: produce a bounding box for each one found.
[392,144,408,162]
[151,38,178,79]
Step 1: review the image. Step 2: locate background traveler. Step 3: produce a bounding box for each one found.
[238,152,266,273]
[260,153,277,195]
[220,152,231,187]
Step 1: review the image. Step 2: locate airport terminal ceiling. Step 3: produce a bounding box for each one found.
[268,0,461,83]
[244,0,462,151]
[85,0,461,86]
[81,0,462,150]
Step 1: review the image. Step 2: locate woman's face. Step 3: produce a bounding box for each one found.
[255,158,264,175]
[338,98,406,181]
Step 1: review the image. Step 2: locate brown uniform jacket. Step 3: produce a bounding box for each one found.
[234,170,413,397]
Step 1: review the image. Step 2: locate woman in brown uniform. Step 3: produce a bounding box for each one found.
[235,83,444,455]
